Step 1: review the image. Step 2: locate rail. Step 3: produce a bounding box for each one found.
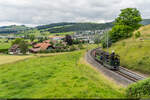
[90,48,146,82]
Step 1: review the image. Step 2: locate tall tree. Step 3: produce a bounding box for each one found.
[109,8,142,43]
[115,8,142,29]
[29,35,35,42]
[65,35,73,45]
[19,41,29,54]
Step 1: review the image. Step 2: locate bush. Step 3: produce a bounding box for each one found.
[109,25,133,43]
[73,39,81,44]
[126,78,150,98]
[122,42,126,47]
[12,38,23,46]
[78,44,84,49]
[135,31,141,38]
[70,45,76,51]
[0,49,8,53]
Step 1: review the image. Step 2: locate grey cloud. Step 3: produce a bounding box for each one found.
[0,0,149,26]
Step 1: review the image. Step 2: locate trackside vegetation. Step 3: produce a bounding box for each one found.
[106,22,150,99]
[0,50,125,98]
[106,25,150,74]
[126,78,150,98]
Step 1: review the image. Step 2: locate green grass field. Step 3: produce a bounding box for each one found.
[106,25,150,75]
[0,54,33,65]
[0,39,11,50]
[0,50,125,98]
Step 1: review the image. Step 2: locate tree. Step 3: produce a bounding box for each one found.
[115,8,142,29]
[65,35,73,45]
[109,25,133,43]
[11,38,23,46]
[94,34,102,44]
[11,38,29,54]
[109,8,142,43]
[38,37,44,42]
[19,40,29,54]
[29,35,35,42]
[135,31,141,38]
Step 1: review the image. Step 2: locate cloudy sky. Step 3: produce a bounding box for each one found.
[0,0,149,27]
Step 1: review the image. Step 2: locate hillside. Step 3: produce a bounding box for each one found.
[141,19,150,25]
[0,50,124,98]
[0,25,31,34]
[0,19,149,35]
[36,22,113,33]
[0,22,113,35]
[106,25,150,75]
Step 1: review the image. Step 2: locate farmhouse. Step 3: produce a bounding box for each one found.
[30,41,54,53]
[9,44,21,54]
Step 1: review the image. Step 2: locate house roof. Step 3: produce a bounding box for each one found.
[40,43,51,50]
[33,43,52,50]
[34,43,43,48]
[10,44,20,50]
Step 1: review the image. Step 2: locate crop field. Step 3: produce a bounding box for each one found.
[106,25,150,75]
[0,50,125,98]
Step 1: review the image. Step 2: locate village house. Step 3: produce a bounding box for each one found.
[9,44,30,55]
[30,39,68,53]
[9,44,21,54]
[30,40,54,53]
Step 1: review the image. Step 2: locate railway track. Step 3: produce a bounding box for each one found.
[90,48,146,82]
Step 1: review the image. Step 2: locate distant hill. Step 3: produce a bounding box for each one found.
[36,22,113,33]
[0,25,31,34]
[1,19,150,35]
[141,19,150,25]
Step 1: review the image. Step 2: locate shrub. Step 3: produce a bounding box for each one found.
[122,42,126,47]
[70,45,76,51]
[78,44,84,49]
[135,31,141,38]
[126,78,150,98]
[0,49,8,54]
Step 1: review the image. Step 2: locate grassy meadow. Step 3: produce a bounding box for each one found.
[0,50,125,98]
[105,25,150,75]
[0,39,11,50]
[0,54,33,65]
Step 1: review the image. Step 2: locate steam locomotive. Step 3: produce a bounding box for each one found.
[92,48,120,70]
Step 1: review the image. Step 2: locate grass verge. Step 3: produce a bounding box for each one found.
[0,50,125,98]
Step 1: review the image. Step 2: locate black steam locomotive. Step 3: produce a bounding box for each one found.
[92,48,120,70]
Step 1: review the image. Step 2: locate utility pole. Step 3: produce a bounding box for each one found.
[105,29,109,52]
[107,31,109,52]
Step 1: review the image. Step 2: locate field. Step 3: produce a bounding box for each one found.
[106,25,150,75]
[0,39,11,50]
[0,54,32,65]
[49,32,74,36]
[0,50,125,98]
